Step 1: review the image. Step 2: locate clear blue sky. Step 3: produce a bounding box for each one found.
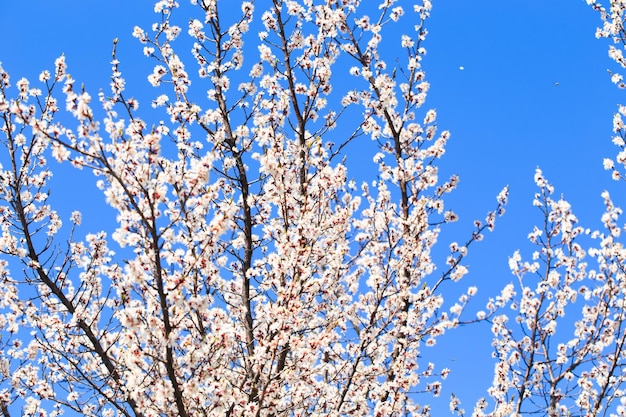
[1,0,623,414]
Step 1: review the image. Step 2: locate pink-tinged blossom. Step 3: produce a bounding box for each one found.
[148,65,167,86]
[54,55,66,78]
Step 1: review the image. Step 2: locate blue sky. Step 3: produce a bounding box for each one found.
[1,0,624,414]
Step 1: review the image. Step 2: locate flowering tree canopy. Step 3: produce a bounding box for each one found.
[0,0,624,416]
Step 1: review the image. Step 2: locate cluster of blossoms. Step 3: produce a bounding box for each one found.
[0,0,506,416]
[461,165,626,416]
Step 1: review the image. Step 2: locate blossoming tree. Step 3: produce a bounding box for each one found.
[6,0,626,415]
[0,1,510,416]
